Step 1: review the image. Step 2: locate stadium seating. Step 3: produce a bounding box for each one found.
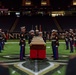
[14,16,57,32]
[0,16,16,31]
[56,16,76,30]
[0,15,76,32]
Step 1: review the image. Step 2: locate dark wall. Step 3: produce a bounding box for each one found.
[31,0,41,6]
[1,0,22,9]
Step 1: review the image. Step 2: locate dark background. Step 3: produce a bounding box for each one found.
[0,0,72,8]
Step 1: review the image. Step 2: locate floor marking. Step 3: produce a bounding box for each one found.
[38,62,54,75]
[47,46,50,48]
[16,61,54,75]
[12,70,16,74]
[17,61,35,74]
[5,42,66,44]
[47,57,68,62]
[3,56,10,58]
[57,70,61,74]
[35,60,38,73]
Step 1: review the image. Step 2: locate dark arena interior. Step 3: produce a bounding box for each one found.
[0,0,76,75]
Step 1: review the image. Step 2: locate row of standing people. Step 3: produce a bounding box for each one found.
[19,26,46,60]
[65,29,76,53]
[0,27,76,60]
[51,29,76,60]
[14,27,76,60]
[28,28,76,60]
[19,26,59,60]
[0,29,14,53]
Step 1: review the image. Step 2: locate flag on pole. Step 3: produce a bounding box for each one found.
[39,25,42,32]
[35,25,38,30]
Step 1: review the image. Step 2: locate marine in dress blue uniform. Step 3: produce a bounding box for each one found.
[19,26,26,60]
[69,29,74,53]
[2,32,6,50]
[65,31,69,50]
[51,30,59,60]
[0,29,4,52]
[43,31,47,43]
[74,34,76,51]
[28,30,34,44]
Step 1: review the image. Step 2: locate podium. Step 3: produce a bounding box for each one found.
[30,37,46,59]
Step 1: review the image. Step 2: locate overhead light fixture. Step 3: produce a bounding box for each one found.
[41,1,47,5]
[73,2,76,5]
[73,0,76,5]
[25,1,31,5]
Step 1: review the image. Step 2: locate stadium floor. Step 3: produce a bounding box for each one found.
[0,40,76,75]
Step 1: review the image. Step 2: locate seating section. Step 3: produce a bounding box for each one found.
[0,16,76,32]
[56,16,76,30]
[0,16,16,31]
[14,16,57,32]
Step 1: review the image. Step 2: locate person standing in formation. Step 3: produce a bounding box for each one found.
[19,26,26,60]
[69,29,74,53]
[51,29,59,60]
[0,29,6,52]
[43,31,47,43]
[2,32,6,50]
[65,31,69,50]
[28,30,35,44]
[74,31,76,51]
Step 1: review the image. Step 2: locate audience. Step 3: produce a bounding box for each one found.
[0,63,10,75]
[66,55,76,75]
